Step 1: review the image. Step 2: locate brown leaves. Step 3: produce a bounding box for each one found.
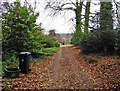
[2,46,120,90]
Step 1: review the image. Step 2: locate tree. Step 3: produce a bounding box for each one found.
[89,12,100,31]
[113,0,120,29]
[45,0,84,46]
[84,0,91,33]
[100,1,113,30]
[2,2,39,60]
[75,0,83,32]
[45,0,83,33]
[49,29,56,36]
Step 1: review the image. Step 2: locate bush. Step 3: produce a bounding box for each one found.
[80,31,102,53]
[42,47,58,56]
[24,27,44,52]
[24,28,60,55]
[1,2,60,77]
[41,36,60,48]
[116,30,120,55]
[2,50,19,70]
[80,30,119,55]
[71,31,85,46]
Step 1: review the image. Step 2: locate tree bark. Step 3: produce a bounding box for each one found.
[84,1,91,33]
[75,0,83,33]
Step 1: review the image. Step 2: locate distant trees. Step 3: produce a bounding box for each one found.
[2,0,119,56]
[49,29,56,36]
[45,0,84,32]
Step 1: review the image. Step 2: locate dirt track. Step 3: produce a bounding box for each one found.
[3,46,120,90]
[47,46,94,89]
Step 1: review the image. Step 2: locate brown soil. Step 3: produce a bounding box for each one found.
[2,46,120,90]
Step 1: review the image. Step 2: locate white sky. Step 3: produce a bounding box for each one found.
[35,0,101,34]
[1,0,120,34]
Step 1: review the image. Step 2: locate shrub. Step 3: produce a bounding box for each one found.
[116,30,120,55]
[24,27,44,52]
[42,47,58,55]
[71,31,85,46]
[80,30,119,55]
[1,2,60,76]
[41,36,60,48]
[24,28,60,55]
[2,50,19,70]
[80,31,102,53]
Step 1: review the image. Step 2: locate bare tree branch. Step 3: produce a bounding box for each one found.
[69,0,76,7]
[113,0,120,28]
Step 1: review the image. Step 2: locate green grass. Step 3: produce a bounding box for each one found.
[41,47,59,56]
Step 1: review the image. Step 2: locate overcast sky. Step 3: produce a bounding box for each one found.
[1,0,120,34]
[33,0,100,34]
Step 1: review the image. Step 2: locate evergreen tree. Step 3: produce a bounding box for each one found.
[100,1,113,30]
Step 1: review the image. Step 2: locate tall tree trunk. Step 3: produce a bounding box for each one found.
[75,0,83,33]
[71,0,83,46]
[84,1,91,33]
[100,0,113,30]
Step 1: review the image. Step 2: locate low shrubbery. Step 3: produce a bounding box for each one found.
[79,30,120,55]
[40,36,60,48]
[42,47,58,56]
[1,50,19,76]
[2,54,19,70]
